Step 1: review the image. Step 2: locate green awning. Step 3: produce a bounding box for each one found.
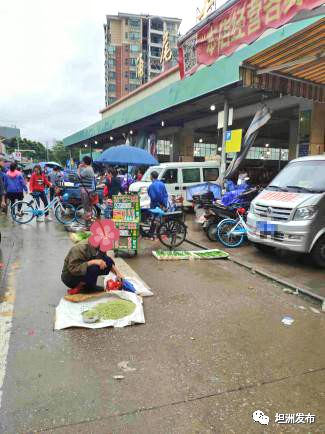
[63,15,324,147]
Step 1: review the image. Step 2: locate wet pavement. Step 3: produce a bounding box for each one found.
[186,215,325,300]
[0,215,325,433]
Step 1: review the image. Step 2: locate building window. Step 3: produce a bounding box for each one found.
[107,46,116,54]
[108,71,116,80]
[125,85,129,91]
[129,18,141,27]
[151,19,163,32]
[151,34,163,44]
[125,32,128,39]
[129,57,137,66]
[129,71,137,80]
[194,143,217,157]
[107,97,116,105]
[125,71,129,78]
[129,32,140,41]
[129,84,138,91]
[130,45,140,52]
[166,22,176,33]
[108,59,116,67]
[157,140,171,155]
[125,58,129,65]
[108,84,116,92]
[151,46,162,57]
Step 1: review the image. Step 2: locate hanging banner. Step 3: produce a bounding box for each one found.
[178,0,324,78]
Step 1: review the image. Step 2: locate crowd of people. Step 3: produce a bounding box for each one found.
[0,154,146,224]
[0,156,65,222]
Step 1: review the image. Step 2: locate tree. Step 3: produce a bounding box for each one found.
[5,137,51,162]
[51,141,79,166]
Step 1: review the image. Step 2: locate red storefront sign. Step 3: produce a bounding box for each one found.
[178,0,324,78]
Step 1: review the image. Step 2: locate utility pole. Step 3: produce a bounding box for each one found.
[220,98,229,179]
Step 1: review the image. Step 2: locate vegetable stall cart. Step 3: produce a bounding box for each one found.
[112,194,141,257]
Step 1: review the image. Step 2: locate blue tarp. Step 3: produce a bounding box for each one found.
[186,183,222,201]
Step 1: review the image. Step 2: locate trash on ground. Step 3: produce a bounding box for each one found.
[118,361,136,372]
[310,307,321,314]
[113,375,125,380]
[282,316,295,326]
[283,288,298,295]
[104,274,153,297]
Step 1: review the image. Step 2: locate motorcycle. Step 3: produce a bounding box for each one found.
[202,186,260,241]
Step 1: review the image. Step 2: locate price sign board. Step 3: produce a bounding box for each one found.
[112,194,140,222]
[112,194,141,252]
[113,221,139,251]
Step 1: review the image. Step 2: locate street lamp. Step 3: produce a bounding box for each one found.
[210,104,216,111]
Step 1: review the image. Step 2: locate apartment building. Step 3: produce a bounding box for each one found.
[104,13,181,107]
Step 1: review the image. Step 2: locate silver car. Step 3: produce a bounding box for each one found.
[247,155,325,268]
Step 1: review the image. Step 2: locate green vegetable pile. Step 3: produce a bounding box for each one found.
[75,232,91,241]
[192,250,229,259]
[156,250,191,257]
[85,300,136,321]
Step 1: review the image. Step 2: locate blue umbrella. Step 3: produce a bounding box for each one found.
[95,145,158,166]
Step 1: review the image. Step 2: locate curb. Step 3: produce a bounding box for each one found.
[185,238,325,307]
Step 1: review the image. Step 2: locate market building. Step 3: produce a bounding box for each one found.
[64,0,325,182]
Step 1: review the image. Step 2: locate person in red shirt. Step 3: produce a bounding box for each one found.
[29,165,52,222]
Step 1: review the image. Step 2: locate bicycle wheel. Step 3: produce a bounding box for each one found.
[217,219,245,248]
[11,201,35,224]
[75,205,98,225]
[158,220,187,248]
[55,203,76,225]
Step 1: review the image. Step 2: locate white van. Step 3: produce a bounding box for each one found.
[247,155,325,267]
[129,161,220,207]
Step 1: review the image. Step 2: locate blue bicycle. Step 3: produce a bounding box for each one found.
[217,208,248,248]
[11,191,76,225]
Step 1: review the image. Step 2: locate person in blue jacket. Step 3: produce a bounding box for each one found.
[148,171,168,209]
[147,171,169,238]
[4,162,27,211]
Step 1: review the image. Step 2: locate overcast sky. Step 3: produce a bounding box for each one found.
[0,0,225,145]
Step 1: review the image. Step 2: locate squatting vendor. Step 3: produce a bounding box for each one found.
[61,239,124,295]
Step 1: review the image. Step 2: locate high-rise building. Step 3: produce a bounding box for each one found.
[104,13,181,107]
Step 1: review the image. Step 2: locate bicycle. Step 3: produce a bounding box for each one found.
[140,207,187,249]
[11,190,77,225]
[217,208,248,248]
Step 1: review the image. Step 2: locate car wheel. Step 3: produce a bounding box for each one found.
[310,235,325,268]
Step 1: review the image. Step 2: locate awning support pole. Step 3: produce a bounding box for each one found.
[221,98,229,179]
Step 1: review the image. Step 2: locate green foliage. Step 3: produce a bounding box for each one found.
[51,141,79,166]
[5,137,50,162]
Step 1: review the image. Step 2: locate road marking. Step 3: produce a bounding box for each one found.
[0,263,17,409]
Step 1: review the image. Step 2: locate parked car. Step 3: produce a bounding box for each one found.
[247,155,325,267]
[129,161,220,208]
